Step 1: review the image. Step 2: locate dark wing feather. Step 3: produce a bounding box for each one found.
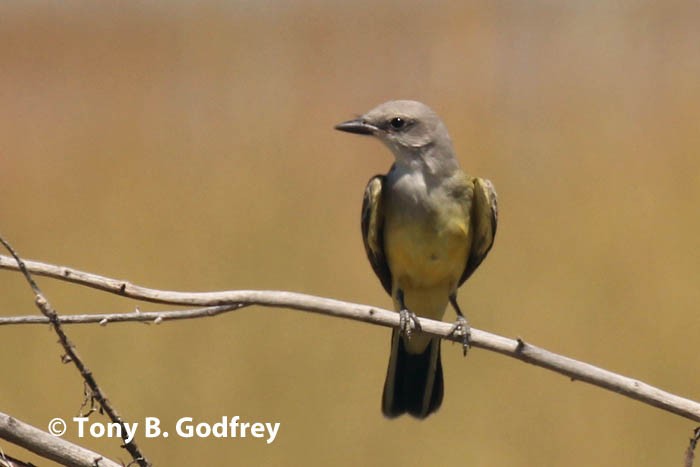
[361,175,392,296]
[459,177,498,286]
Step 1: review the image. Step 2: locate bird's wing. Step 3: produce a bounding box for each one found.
[361,175,392,296]
[459,177,498,286]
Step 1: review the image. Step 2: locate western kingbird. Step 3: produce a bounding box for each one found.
[335,100,498,419]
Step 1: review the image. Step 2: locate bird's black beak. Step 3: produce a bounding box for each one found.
[334,118,377,135]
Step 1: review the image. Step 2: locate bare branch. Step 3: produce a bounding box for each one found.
[685,427,700,467]
[0,242,150,467]
[0,304,247,326]
[2,253,700,425]
[0,451,34,467]
[0,411,120,467]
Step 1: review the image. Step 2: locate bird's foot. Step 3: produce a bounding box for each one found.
[399,308,422,338]
[450,316,471,356]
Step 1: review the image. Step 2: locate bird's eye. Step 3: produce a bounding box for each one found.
[389,117,405,130]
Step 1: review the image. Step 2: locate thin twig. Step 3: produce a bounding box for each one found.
[0,242,150,467]
[685,426,700,467]
[0,411,121,467]
[0,304,247,326]
[0,451,34,467]
[2,254,700,423]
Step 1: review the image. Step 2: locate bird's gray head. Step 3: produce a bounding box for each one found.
[334,100,456,170]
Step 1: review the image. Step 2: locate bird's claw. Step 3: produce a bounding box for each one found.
[399,308,421,338]
[451,316,471,356]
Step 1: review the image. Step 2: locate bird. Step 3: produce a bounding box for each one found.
[335,100,498,419]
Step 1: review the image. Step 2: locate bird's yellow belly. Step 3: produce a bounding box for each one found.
[385,212,470,353]
[385,215,469,291]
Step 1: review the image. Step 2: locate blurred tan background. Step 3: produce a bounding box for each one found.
[1,1,700,466]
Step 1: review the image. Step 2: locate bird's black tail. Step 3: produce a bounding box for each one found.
[382,330,443,419]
